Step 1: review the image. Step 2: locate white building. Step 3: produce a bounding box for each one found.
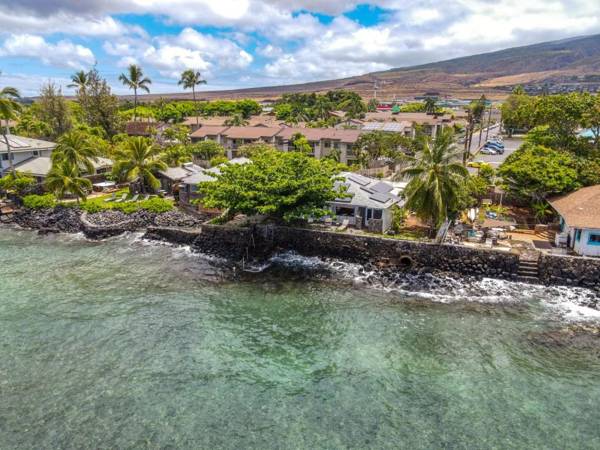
[550,185,600,257]
[0,135,56,175]
[328,172,405,233]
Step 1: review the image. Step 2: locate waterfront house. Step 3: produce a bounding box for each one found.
[11,156,113,184]
[179,157,251,208]
[550,185,600,257]
[327,172,404,233]
[158,162,204,193]
[0,135,56,176]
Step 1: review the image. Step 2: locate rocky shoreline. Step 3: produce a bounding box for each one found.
[1,206,209,236]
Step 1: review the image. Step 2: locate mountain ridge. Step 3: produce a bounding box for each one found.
[136,33,600,101]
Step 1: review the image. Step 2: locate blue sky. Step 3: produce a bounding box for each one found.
[0,0,599,96]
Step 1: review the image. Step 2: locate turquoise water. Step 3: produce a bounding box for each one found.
[1,228,600,449]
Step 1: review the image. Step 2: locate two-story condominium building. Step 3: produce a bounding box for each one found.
[191,126,364,164]
[274,128,363,164]
[0,135,56,176]
[362,112,456,138]
[550,185,600,257]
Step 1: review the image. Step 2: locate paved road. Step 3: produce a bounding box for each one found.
[472,137,523,167]
[467,124,502,155]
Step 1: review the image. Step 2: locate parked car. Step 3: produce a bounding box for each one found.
[480,147,498,155]
[485,141,505,149]
[484,142,504,154]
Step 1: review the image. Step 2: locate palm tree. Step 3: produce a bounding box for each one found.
[67,70,89,94]
[397,128,468,233]
[0,80,22,175]
[52,131,98,175]
[224,113,249,126]
[119,64,152,122]
[112,137,167,194]
[45,160,92,203]
[313,96,333,121]
[424,97,437,115]
[178,70,207,126]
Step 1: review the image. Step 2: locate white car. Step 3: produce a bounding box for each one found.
[480,147,498,155]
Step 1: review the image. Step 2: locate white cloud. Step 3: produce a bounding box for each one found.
[104,28,253,79]
[0,11,143,37]
[0,34,95,69]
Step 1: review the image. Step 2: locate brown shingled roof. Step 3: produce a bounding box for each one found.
[549,185,600,229]
[191,126,230,139]
[276,127,362,143]
[125,121,158,136]
[223,127,282,139]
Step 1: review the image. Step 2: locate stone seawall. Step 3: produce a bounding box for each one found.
[144,224,521,280]
[256,226,520,279]
[539,254,600,290]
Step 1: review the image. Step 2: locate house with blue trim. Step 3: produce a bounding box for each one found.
[550,185,600,257]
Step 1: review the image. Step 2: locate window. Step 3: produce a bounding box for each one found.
[588,234,600,246]
[373,209,383,220]
[324,141,331,148]
[576,229,582,242]
[1,154,8,161]
[33,151,39,156]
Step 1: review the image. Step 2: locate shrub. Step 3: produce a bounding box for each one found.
[139,197,173,213]
[23,194,57,209]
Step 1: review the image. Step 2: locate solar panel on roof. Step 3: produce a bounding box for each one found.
[348,174,370,186]
[371,181,393,194]
[360,186,374,194]
[369,192,391,204]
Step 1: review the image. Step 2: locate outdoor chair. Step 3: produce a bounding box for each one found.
[143,194,150,201]
[128,194,140,203]
[104,193,116,203]
[114,194,128,203]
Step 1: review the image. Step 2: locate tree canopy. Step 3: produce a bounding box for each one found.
[497,144,580,201]
[198,148,345,222]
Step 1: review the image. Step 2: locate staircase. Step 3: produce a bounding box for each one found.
[535,230,555,242]
[517,256,540,283]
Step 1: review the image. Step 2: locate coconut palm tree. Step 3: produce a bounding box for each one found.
[52,131,98,176]
[313,96,333,121]
[119,64,152,122]
[397,128,468,232]
[224,113,249,126]
[45,160,92,203]
[112,137,167,194]
[424,97,437,115]
[178,70,207,126]
[0,80,22,175]
[67,70,89,94]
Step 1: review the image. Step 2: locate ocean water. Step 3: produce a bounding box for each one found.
[1,228,600,449]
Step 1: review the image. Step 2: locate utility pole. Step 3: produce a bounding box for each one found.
[484,104,493,142]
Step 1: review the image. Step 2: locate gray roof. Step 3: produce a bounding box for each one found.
[361,122,412,132]
[180,157,251,185]
[13,156,113,177]
[159,163,203,181]
[330,172,404,210]
[0,135,56,153]
[13,156,52,176]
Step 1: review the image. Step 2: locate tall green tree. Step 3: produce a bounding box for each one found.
[119,64,152,122]
[37,81,72,139]
[178,70,207,126]
[397,129,468,231]
[199,148,344,223]
[78,68,122,137]
[112,137,167,193]
[52,130,99,175]
[45,160,92,203]
[190,140,225,162]
[0,79,22,175]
